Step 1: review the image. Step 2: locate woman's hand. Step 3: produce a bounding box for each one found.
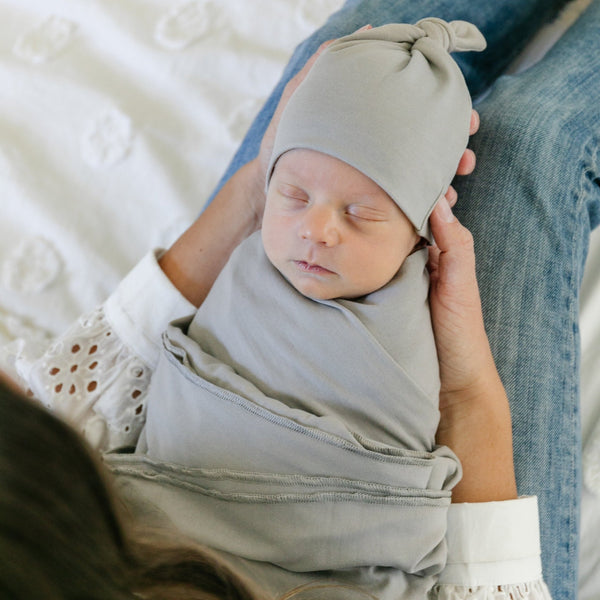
[429,111,494,404]
[428,193,518,503]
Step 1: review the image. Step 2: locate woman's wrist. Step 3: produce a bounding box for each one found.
[437,366,518,503]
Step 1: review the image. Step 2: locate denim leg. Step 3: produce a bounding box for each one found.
[207,0,570,203]
[452,3,600,597]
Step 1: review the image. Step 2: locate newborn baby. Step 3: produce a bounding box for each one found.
[137,18,486,587]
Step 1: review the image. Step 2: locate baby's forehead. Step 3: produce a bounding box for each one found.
[273,149,388,195]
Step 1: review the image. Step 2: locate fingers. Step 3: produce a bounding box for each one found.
[432,195,457,226]
[279,40,334,109]
[304,25,372,70]
[299,40,334,76]
[430,196,474,253]
[451,110,479,184]
[444,185,458,207]
[470,109,480,135]
[258,25,373,178]
[456,148,476,176]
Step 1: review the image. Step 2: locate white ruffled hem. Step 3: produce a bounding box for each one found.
[432,580,551,599]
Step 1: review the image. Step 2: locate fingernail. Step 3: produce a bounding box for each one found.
[437,196,455,223]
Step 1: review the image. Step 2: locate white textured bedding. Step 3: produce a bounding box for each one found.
[0,1,598,596]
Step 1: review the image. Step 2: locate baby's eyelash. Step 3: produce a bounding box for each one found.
[346,206,386,221]
[284,194,308,204]
[278,187,309,205]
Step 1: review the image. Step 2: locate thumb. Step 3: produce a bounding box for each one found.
[429,195,477,291]
[427,195,490,398]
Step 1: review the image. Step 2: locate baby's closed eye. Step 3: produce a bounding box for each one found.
[346,204,388,221]
[278,184,308,200]
[277,184,310,209]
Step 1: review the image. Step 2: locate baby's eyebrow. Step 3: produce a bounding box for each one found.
[348,193,391,208]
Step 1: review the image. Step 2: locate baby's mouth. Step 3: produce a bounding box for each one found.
[293,260,335,275]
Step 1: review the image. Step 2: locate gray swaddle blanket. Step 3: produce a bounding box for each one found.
[133,231,460,579]
[108,18,487,598]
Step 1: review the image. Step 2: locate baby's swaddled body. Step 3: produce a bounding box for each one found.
[135,232,460,580]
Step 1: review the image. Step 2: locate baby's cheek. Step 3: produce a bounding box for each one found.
[260,224,283,270]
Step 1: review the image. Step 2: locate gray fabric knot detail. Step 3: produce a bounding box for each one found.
[415,17,487,52]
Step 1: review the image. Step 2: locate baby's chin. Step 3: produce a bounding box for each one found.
[273,269,334,301]
[287,278,337,301]
[280,271,378,302]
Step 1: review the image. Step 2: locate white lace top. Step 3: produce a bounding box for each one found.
[12,250,552,600]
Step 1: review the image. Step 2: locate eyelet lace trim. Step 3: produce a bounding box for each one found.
[28,305,151,450]
[432,580,551,600]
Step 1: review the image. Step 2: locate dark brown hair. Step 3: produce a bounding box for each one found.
[0,377,265,600]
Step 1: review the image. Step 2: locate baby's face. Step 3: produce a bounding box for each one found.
[262,149,419,300]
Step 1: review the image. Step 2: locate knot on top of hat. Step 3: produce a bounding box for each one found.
[415,17,486,52]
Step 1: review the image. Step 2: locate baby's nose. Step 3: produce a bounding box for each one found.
[300,206,340,247]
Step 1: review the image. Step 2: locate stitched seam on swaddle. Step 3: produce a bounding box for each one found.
[163,330,441,466]
[107,455,450,506]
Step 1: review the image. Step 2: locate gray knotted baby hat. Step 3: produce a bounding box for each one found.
[267,18,486,242]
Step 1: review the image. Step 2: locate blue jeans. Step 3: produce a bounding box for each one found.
[209,1,600,598]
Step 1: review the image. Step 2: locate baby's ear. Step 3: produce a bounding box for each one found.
[410,237,428,255]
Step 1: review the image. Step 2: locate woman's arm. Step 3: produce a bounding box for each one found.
[427,187,544,596]
[428,194,518,503]
[158,158,264,307]
[158,39,338,308]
